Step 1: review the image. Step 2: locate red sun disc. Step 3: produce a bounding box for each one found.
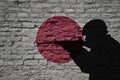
[36,16,83,64]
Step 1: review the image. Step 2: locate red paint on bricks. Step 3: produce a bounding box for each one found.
[36,16,83,64]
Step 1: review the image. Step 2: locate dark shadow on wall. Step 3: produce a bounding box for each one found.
[54,19,120,80]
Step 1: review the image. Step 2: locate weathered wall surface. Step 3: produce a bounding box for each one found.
[0,0,120,80]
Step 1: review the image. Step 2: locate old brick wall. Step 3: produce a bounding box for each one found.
[0,0,120,80]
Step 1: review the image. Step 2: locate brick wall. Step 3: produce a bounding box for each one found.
[0,0,120,80]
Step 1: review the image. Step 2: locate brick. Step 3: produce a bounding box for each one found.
[97,8,105,12]
[83,4,100,8]
[67,13,76,18]
[79,14,90,18]
[18,17,32,22]
[0,37,7,41]
[0,41,5,47]
[14,60,23,65]
[101,14,115,18]
[26,49,40,54]
[60,0,76,2]
[24,60,38,65]
[72,77,81,80]
[12,22,22,28]
[0,60,3,65]
[1,21,10,28]
[80,73,89,77]
[17,13,29,17]
[54,13,66,16]
[22,43,35,50]
[21,29,37,37]
[90,14,101,18]
[30,13,39,18]
[84,0,95,3]
[21,8,31,12]
[47,62,65,70]
[8,55,22,60]
[0,7,5,10]
[22,22,34,28]
[103,4,114,7]
[31,0,48,2]
[64,9,74,13]
[60,3,71,8]
[18,0,28,2]
[1,54,8,59]
[9,7,20,11]
[11,48,25,54]
[6,12,16,19]
[49,7,62,12]
[23,55,34,60]
[52,76,71,80]
[77,0,83,2]
[75,9,84,12]
[22,37,34,42]
[39,60,47,65]
[34,54,44,59]
[33,3,51,8]
[8,28,22,32]
[66,71,81,77]
[46,70,65,77]
[86,9,97,12]
[8,0,17,1]
[0,17,5,21]
[0,32,10,36]
[105,18,120,22]
[4,60,14,65]
[48,0,60,2]
[44,13,54,18]
[0,2,6,7]
[84,77,89,80]
[32,8,42,13]
[116,13,120,17]
[12,75,29,80]
[0,48,4,53]
[107,8,118,12]
[9,36,22,42]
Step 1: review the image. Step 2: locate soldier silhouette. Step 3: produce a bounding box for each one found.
[54,19,120,80]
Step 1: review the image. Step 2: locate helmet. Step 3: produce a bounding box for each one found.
[82,19,108,36]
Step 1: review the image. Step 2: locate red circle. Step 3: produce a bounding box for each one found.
[36,16,83,64]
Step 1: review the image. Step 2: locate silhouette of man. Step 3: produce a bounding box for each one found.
[55,19,120,80]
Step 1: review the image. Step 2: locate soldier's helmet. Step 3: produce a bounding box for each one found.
[82,19,108,36]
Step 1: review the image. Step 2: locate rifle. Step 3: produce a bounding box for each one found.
[36,37,84,53]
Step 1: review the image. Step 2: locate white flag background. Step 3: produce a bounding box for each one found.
[0,0,120,80]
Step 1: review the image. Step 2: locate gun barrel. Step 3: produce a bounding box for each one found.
[36,37,83,44]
